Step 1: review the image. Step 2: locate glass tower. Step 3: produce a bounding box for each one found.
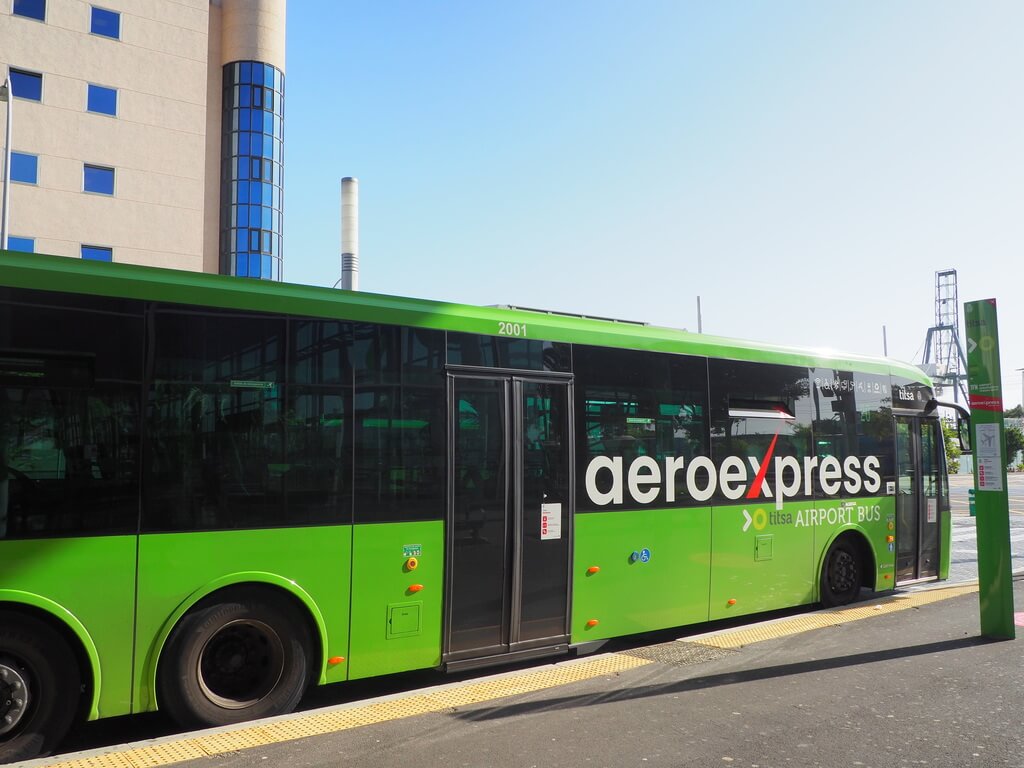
[220,60,284,280]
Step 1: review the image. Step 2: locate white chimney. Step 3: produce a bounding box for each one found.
[340,177,359,290]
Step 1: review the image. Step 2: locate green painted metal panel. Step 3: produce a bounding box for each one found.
[572,508,712,642]
[710,497,895,619]
[133,527,351,712]
[710,504,815,619]
[347,521,444,679]
[0,536,136,718]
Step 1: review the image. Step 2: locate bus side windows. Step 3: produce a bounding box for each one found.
[352,325,446,523]
[574,345,709,511]
[709,360,813,505]
[0,294,143,539]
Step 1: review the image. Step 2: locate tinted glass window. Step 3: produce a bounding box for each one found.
[447,332,571,372]
[0,290,143,540]
[709,360,813,506]
[220,61,284,280]
[288,319,353,524]
[144,310,287,531]
[90,6,120,38]
[81,245,112,261]
[13,0,46,20]
[10,69,42,101]
[810,369,893,500]
[87,84,117,115]
[575,345,709,511]
[11,152,37,184]
[84,164,114,195]
[8,237,34,253]
[353,325,446,522]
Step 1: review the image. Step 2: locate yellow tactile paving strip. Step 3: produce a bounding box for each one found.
[42,583,978,768]
[694,583,979,649]
[42,655,651,768]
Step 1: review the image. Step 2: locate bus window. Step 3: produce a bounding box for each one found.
[447,332,571,372]
[144,309,287,531]
[574,345,708,511]
[0,292,142,539]
[288,320,354,523]
[812,369,895,499]
[353,324,446,522]
[709,361,813,504]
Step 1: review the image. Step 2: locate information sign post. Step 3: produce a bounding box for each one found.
[964,299,1015,639]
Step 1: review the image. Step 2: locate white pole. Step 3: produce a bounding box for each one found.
[1,77,12,251]
[340,177,359,290]
[697,296,702,333]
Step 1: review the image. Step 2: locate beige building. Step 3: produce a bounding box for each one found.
[0,0,286,279]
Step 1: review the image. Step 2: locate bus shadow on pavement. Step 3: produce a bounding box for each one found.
[451,636,997,723]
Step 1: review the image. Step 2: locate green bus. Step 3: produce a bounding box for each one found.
[0,251,953,761]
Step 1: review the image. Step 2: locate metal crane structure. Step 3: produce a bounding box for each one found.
[920,268,968,404]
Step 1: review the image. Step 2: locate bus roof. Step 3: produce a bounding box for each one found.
[0,250,927,383]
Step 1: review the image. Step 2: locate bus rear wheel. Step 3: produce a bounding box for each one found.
[0,611,81,763]
[820,538,863,607]
[157,590,312,729]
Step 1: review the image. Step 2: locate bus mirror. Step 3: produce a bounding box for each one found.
[957,414,971,454]
[930,399,971,454]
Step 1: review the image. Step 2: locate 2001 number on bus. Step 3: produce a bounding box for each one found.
[499,321,527,337]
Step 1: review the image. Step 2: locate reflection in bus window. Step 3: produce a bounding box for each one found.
[710,360,813,504]
[353,324,446,522]
[0,291,143,539]
[812,369,895,497]
[574,345,708,510]
[144,310,287,531]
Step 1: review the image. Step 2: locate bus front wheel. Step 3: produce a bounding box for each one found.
[157,589,313,729]
[0,611,81,763]
[820,538,863,607]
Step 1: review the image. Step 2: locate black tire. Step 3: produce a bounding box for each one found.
[157,589,312,729]
[0,611,81,764]
[820,538,863,607]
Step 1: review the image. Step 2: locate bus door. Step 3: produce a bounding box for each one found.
[895,416,944,582]
[445,374,572,667]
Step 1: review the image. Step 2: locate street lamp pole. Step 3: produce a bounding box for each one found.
[0,75,12,251]
[1016,367,1024,416]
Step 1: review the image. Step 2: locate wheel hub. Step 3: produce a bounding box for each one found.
[831,551,857,591]
[0,662,30,736]
[197,619,284,710]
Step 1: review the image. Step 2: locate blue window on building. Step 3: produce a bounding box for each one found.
[9,69,42,101]
[84,164,115,195]
[8,236,35,253]
[87,84,117,115]
[13,0,46,21]
[81,245,112,261]
[11,152,38,184]
[221,60,285,280]
[90,6,120,39]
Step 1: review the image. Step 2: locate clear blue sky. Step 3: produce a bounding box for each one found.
[283,2,1024,404]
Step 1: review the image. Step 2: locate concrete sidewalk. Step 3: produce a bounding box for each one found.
[33,579,1023,768]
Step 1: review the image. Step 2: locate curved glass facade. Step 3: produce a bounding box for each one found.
[220,60,284,280]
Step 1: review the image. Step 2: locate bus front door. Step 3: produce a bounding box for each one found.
[445,374,572,668]
[895,416,944,583]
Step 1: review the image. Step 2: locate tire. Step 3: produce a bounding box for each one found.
[157,590,313,729]
[820,538,863,607]
[0,611,81,764]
